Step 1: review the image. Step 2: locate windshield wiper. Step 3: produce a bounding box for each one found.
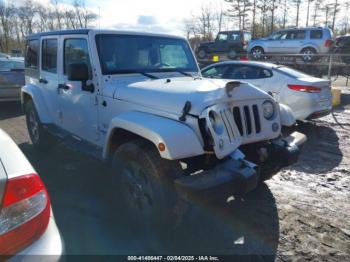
[173,70,194,77]
[138,72,159,79]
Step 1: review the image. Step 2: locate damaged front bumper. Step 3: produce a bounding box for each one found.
[175,132,307,198]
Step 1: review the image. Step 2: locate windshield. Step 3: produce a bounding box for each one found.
[276,66,310,78]
[95,34,198,75]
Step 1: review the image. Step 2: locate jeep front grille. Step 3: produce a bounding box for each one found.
[233,104,261,136]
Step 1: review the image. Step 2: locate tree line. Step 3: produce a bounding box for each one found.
[0,0,97,53]
[185,0,349,41]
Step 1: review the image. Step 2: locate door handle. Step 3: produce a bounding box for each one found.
[39,78,48,84]
[57,83,71,93]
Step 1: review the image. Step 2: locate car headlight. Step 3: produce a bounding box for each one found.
[208,110,224,135]
[262,100,275,120]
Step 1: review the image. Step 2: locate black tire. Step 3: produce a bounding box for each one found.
[301,47,317,62]
[228,49,237,59]
[110,139,187,231]
[197,48,207,59]
[25,100,55,150]
[250,46,264,60]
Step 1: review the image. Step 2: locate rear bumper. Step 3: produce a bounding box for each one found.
[175,132,306,198]
[9,215,64,261]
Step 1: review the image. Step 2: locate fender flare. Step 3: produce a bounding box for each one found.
[103,111,205,160]
[279,103,296,127]
[21,84,52,124]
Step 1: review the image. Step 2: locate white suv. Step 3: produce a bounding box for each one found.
[22,29,306,223]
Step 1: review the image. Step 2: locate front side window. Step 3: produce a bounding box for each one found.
[25,40,39,69]
[217,33,228,41]
[202,66,229,78]
[95,34,197,75]
[64,38,91,75]
[271,31,287,40]
[42,39,58,73]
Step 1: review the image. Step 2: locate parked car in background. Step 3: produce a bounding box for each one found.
[335,35,350,64]
[11,49,23,58]
[248,27,334,62]
[0,129,64,257]
[0,58,25,101]
[0,52,10,59]
[201,61,332,121]
[197,30,251,59]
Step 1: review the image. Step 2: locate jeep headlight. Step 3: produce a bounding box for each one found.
[262,100,275,120]
[208,110,224,135]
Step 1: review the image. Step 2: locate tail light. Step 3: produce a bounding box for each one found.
[240,57,249,61]
[0,174,50,254]
[288,84,321,93]
[325,39,333,47]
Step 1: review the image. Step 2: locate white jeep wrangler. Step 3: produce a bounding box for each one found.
[22,29,305,221]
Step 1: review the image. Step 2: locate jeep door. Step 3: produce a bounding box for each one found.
[58,36,99,144]
[39,36,61,125]
[212,32,229,52]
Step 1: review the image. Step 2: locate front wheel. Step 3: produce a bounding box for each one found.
[25,100,55,150]
[197,48,207,59]
[250,47,265,60]
[110,140,187,230]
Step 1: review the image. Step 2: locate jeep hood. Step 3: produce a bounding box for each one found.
[113,77,270,116]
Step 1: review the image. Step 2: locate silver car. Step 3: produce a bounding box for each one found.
[0,129,64,258]
[0,58,25,101]
[201,61,332,121]
[248,27,334,62]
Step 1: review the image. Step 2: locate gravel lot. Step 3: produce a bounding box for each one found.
[0,86,349,260]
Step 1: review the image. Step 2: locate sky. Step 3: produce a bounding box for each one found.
[10,0,349,37]
[17,0,220,36]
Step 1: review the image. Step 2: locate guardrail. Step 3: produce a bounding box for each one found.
[197,53,350,86]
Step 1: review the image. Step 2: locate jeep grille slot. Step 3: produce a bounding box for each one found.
[233,107,243,136]
[220,109,235,142]
[233,105,261,137]
[252,105,261,133]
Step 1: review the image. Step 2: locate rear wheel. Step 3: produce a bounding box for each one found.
[25,100,55,150]
[110,139,187,231]
[228,49,237,59]
[197,48,207,59]
[250,46,264,60]
[301,47,317,62]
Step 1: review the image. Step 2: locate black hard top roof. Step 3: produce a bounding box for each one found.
[26,29,91,40]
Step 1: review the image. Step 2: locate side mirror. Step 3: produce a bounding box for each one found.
[67,63,94,93]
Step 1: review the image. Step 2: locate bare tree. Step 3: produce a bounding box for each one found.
[306,0,314,27]
[292,0,301,27]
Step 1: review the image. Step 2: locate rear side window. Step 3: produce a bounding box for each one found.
[226,65,272,79]
[42,39,58,73]
[310,30,323,39]
[286,30,306,40]
[64,38,90,75]
[202,65,229,78]
[25,40,39,69]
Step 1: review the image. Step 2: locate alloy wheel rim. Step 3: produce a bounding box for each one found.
[253,49,262,59]
[29,110,39,143]
[121,163,154,216]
